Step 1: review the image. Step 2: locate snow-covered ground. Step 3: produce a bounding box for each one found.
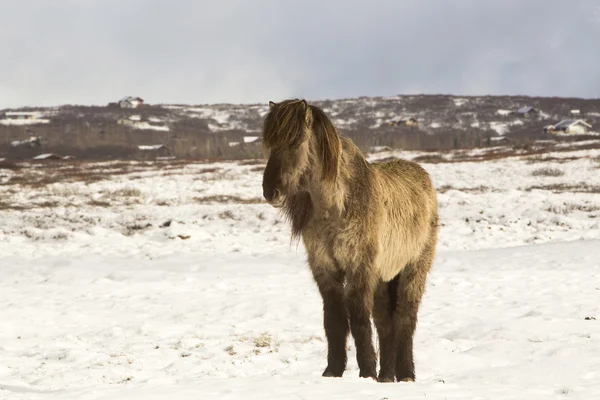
[1,144,599,399]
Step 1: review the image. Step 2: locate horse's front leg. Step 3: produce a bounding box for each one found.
[346,266,378,379]
[310,266,349,377]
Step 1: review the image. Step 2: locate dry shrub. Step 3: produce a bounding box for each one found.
[531,168,564,177]
[249,166,265,172]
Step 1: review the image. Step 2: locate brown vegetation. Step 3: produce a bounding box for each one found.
[526,183,600,193]
[531,168,565,177]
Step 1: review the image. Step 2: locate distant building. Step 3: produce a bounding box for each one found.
[544,120,592,135]
[110,96,144,108]
[2,111,41,120]
[387,116,418,127]
[0,111,50,126]
[513,106,539,117]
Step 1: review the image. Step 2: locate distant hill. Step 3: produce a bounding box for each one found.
[1,94,599,161]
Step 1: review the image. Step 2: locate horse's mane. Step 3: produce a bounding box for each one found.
[262,99,341,182]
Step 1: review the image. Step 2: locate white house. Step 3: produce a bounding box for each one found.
[118,96,144,108]
[3,111,40,120]
[546,120,592,135]
[387,116,418,127]
[0,111,49,125]
[513,106,539,117]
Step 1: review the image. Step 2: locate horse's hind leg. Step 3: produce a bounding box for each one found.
[311,267,349,377]
[394,239,435,382]
[373,275,400,382]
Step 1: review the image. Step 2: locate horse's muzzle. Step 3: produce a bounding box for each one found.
[264,188,284,208]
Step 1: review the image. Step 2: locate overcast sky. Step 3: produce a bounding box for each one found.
[1,0,599,108]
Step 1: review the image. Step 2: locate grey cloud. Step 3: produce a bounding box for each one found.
[1,0,599,108]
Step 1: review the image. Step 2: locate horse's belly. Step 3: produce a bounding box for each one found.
[375,226,424,282]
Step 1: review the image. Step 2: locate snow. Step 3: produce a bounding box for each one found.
[131,122,169,131]
[453,98,467,106]
[430,122,441,128]
[138,145,166,151]
[490,121,509,135]
[0,118,50,126]
[1,145,600,399]
[32,153,61,160]
[243,136,259,143]
[497,109,511,116]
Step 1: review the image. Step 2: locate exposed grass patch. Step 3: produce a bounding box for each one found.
[253,333,272,348]
[122,222,153,236]
[412,154,447,163]
[88,199,111,207]
[238,159,267,166]
[225,345,236,356]
[547,203,600,215]
[525,156,580,164]
[218,210,237,220]
[194,195,264,204]
[32,201,60,209]
[526,183,600,193]
[437,185,491,194]
[0,201,27,211]
[531,167,564,177]
[0,162,23,170]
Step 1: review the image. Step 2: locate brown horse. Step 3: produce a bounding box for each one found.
[261,99,438,382]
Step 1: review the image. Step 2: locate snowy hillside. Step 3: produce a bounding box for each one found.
[2,94,600,161]
[1,142,599,399]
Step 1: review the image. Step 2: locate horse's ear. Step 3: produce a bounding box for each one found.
[300,99,308,110]
[269,101,276,110]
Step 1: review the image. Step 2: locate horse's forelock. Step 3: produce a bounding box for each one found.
[262,100,309,151]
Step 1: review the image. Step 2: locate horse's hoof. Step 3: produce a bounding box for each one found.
[377,374,395,383]
[322,367,344,378]
[397,376,415,382]
[359,370,377,380]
